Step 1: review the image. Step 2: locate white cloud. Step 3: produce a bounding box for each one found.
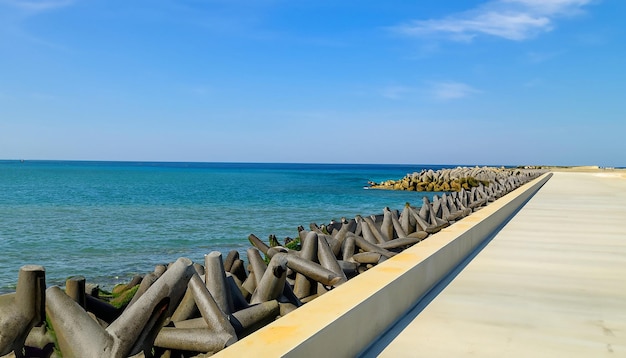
[392,0,595,42]
[429,81,481,100]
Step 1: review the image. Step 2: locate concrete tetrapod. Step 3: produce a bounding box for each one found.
[400,203,415,235]
[250,253,288,304]
[363,216,387,244]
[285,254,343,287]
[153,328,235,354]
[225,273,251,311]
[293,231,318,299]
[341,235,356,262]
[126,270,161,310]
[356,215,378,245]
[173,300,280,338]
[316,236,347,285]
[248,234,270,256]
[320,233,342,257]
[170,281,200,323]
[45,257,195,358]
[351,252,382,265]
[65,275,86,309]
[204,251,234,315]
[0,265,46,356]
[223,250,239,272]
[389,208,408,239]
[241,271,257,296]
[333,218,352,244]
[187,274,237,342]
[228,259,247,284]
[381,207,394,241]
[229,300,280,338]
[46,287,116,357]
[246,247,268,287]
[348,233,397,258]
[85,293,122,324]
[377,237,423,250]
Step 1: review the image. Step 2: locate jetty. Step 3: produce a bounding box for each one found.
[1,169,625,356]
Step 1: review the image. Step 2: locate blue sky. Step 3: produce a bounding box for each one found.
[1,0,624,166]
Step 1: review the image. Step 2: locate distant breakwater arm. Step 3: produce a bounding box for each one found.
[368,166,548,192]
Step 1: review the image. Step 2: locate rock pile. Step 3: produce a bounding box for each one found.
[369,166,546,192]
[0,169,546,357]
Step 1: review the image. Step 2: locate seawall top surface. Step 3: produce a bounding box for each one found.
[369,172,626,357]
[216,172,552,357]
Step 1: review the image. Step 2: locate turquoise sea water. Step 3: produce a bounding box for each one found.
[0,160,456,293]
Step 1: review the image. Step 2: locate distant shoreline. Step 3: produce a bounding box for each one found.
[540,165,626,174]
[3,159,623,169]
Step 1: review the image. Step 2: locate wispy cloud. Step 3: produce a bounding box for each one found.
[429,81,481,100]
[391,0,595,42]
[30,92,58,100]
[526,50,561,63]
[185,85,213,97]
[523,77,544,87]
[1,0,74,12]
[377,81,481,101]
[380,85,413,100]
[0,0,76,50]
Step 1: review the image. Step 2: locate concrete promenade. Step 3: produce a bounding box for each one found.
[365,172,626,357]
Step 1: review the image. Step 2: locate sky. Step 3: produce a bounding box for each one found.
[0,0,624,166]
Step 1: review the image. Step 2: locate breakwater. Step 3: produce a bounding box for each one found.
[0,167,546,357]
[368,166,536,192]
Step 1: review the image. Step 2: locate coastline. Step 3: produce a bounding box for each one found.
[0,161,437,293]
[0,166,545,356]
[541,165,626,173]
[1,163,622,293]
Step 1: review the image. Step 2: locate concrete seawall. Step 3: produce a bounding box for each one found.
[215,173,553,356]
[371,171,626,357]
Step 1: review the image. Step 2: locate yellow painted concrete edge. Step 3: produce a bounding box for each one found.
[215,173,553,357]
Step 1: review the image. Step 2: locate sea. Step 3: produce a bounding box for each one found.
[0,160,459,293]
